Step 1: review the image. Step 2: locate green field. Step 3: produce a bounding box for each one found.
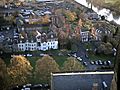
[105,0,118,4]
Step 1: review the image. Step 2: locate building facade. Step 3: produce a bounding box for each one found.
[17,31,58,51]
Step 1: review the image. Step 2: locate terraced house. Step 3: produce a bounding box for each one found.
[18,31,58,51]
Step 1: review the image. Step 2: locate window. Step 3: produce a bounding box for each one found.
[43,47,46,50]
[43,44,46,46]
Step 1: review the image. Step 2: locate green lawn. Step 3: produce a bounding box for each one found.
[88,52,115,62]
[53,56,68,67]
[27,55,68,69]
[27,57,41,70]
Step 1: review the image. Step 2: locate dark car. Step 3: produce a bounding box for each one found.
[94,61,98,65]
[32,84,43,89]
[98,60,103,65]
[43,84,50,89]
[106,61,111,66]
[12,85,23,90]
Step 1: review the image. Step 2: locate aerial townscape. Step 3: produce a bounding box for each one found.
[0,0,119,90]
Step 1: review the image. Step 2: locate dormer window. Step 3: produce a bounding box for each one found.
[51,35,53,38]
[20,40,22,43]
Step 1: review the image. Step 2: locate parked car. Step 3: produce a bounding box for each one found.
[106,61,111,65]
[32,84,43,89]
[102,81,108,90]
[103,61,107,65]
[95,61,98,65]
[27,54,32,57]
[98,60,103,65]
[42,84,50,89]
[85,54,89,58]
[67,53,71,56]
[90,61,94,65]
[83,62,87,66]
[77,57,82,61]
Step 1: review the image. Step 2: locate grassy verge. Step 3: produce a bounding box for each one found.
[88,52,115,62]
[53,56,68,67]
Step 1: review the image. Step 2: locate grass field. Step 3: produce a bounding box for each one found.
[27,55,68,70]
[105,0,118,4]
[87,51,115,65]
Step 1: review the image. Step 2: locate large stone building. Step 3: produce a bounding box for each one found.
[51,71,114,90]
[111,42,120,90]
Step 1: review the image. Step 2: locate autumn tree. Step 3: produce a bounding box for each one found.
[64,10,77,22]
[41,15,51,24]
[0,58,8,90]
[34,55,60,83]
[58,30,68,49]
[7,55,33,87]
[62,57,85,71]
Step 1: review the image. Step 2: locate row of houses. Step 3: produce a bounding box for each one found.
[17,31,58,51]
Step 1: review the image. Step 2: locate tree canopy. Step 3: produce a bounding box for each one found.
[0,58,8,90]
[62,57,85,71]
[7,55,33,86]
[35,55,60,83]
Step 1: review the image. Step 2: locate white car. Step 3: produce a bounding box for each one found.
[27,54,32,57]
[77,57,82,61]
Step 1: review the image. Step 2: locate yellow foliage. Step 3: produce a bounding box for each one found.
[7,55,33,86]
[65,10,77,22]
[63,57,85,71]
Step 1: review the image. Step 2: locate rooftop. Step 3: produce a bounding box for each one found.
[51,71,114,90]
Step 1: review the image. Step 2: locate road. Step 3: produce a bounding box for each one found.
[76,42,98,70]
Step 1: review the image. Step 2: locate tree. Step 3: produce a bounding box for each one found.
[7,55,33,87]
[64,10,77,22]
[34,55,60,83]
[104,42,113,55]
[41,15,51,24]
[58,30,68,49]
[66,39,72,50]
[0,58,8,90]
[102,35,108,43]
[96,42,113,55]
[62,57,85,71]
[110,38,118,48]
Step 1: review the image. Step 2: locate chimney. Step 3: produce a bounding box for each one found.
[92,83,98,90]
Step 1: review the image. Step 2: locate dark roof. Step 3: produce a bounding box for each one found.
[51,71,113,90]
[47,31,57,39]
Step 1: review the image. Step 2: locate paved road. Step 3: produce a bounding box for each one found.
[76,42,98,70]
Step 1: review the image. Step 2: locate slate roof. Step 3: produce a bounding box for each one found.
[51,71,113,90]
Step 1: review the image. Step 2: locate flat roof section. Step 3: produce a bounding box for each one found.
[51,71,114,90]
